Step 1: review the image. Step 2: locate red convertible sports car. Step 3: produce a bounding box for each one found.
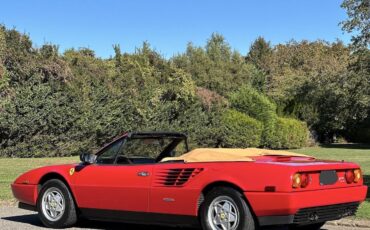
[12,132,367,230]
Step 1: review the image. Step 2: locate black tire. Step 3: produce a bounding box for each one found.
[289,222,325,230]
[37,179,78,228]
[200,187,255,230]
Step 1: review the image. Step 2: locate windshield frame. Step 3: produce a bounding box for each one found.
[94,132,189,165]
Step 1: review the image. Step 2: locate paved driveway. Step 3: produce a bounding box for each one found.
[0,206,368,230]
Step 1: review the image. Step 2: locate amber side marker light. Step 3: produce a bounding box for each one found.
[354,169,362,183]
[346,169,362,184]
[292,173,310,188]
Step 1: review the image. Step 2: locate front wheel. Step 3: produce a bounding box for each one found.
[200,187,255,230]
[37,179,77,228]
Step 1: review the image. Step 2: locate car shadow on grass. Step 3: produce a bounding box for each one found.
[363,175,370,199]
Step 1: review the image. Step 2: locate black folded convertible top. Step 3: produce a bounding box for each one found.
[128,131,187,139]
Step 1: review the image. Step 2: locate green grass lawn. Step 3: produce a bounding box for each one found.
[0,144,368,219]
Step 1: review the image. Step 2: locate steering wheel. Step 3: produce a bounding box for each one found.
[116,156,132,164]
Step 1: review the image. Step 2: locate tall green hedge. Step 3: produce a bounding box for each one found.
[0,27,314,157]
[220,109,263,147]
[229,85,309,149]
[229,84,278,147]
[272,117,309,149]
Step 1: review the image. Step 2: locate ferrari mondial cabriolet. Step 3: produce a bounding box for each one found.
[12,132,367,230]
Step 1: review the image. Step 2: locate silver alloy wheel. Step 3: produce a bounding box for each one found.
[41,187,65,221]
[207,196,240,230]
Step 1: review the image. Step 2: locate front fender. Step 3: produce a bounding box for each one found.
[12,164,78,204]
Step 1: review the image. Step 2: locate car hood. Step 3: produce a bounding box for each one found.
[13,163,79,185]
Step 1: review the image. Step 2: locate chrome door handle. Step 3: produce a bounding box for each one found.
[137,171,150,177]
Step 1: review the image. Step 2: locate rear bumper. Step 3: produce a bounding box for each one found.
[245,185,367,226]
[257,202,360,226]
[11,183,38,206]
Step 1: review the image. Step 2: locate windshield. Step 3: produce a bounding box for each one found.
[96,136,188,164]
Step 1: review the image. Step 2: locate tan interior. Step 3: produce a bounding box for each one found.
[161,148,311,163]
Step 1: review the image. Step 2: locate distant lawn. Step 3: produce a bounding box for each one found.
[0,157,78,204]
[0,144,368,219]
[290,144,370,219]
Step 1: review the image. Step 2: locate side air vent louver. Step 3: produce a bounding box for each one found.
[155,168,203,187]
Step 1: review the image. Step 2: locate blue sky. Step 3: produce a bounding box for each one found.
[0,0,349,58]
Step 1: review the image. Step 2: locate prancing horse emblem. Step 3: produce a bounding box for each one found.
[69,168,75,176]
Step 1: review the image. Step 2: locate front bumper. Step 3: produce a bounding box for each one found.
[245,185,367,226]
[11,183,38,205]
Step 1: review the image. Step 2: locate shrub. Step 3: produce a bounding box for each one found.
[272,117,309,149]
[229,84,278,147]
[220,109,263,148]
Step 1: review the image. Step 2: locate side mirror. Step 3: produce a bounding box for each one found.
[80,153,97,165]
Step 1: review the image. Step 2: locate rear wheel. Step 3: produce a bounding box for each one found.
[37,179,77,228]
[200,187,255,230]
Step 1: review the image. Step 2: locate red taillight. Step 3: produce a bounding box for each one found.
[300,173,309,188]
[292,173,310,189]
[345,170,355,183]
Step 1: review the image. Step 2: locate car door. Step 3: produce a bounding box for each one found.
[149,140,200,216]
[72,138,153,212]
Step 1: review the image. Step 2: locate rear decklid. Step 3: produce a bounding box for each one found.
[253,155,363,191]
